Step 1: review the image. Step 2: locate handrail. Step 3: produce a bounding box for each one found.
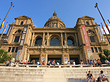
[0,63,109,68]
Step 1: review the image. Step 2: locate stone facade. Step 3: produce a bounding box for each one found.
[0,12,110,64]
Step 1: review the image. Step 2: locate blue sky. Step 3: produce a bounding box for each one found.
[0,0,110,34]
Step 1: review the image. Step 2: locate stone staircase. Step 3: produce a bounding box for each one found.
[64,67,110,81]
[0,66,110,82]
[42,68,66,82]
[0,67,46,82]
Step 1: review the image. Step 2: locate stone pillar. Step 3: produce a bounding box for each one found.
[27,51,30,62]
[94,27,101,43]
[65,33,67,46]
[63,53,69,65]
[31,33,34,46]
[47,32,49,46]
[61,33,63,46]
[40,53,47,65]
[43,32,45,46]
[75,33,78,46]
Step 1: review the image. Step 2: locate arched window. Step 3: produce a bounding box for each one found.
[14,36,20,42]
[15,30,22,33]
[67,36,74,46]
[35,37,42,46]
[50,37,59,46]
[87,30,94,34]
[86,22,89,25]
[20,21,23,25]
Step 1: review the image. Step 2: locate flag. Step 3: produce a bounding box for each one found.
[101,23,110,44]
[104,21,110,33]
[0,19,5,29]
[3,22,8,33]
[101,23,105,33]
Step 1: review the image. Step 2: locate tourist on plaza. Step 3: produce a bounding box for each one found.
[37,61,40,65]
[57,62,59,65]
[23,59,27,64]
[67,61,70,65]
[72,60,76,65]
[89,60,93,67]
[26,61,30,64]
[31,60,35,64]
[97,59,103,67]
[105,59,110,65]
[94,59,97,66]
[47,60,51,67]
[11,57,15,66]
[80,60,84,65]
[97,70,109,82]
[87,71,96,82]
[42,60,45,65]
[19,60,23,64]
[86,60,90,65]
[52,60,55,67]
[5,60,10,66]
[93,60,96,67]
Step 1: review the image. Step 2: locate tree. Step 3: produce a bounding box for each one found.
[0,49,12,63]
[98,49,110,63]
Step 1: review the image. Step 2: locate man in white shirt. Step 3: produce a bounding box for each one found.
[98,70,109,82]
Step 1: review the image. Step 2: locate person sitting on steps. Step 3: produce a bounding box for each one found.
[87,71,96,82]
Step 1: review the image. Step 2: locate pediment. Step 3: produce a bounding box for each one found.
[79,16,94,20]
[15,15,31,20]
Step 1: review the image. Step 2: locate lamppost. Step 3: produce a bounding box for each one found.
[95,3,110,34]
[0,2,14,29]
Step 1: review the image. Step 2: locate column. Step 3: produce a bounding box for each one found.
[43,32,45,46]
[47,32,49,46]
[65,33,67,46]
[94,27,101,43]
[31,33,34,46]
[61,33,63,46]
[75,33,78,46]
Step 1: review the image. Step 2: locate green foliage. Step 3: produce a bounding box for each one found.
[0,49,12,63]
[98,49,110,63]
[103,49,110,57]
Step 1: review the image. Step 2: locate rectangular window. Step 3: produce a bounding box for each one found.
[14,36,20,42]
[8,47,11,52]
[91,47,94,53]
[90,36,95,42]
[15,47,18,52]
[98,47,101,52]
[11,47,15,52]
[95,47,98,52]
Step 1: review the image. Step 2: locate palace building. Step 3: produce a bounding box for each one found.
[0,12,110,64]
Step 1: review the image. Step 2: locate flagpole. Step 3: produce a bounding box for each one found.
[0,22,8,41]
[108,20,110,24]
[101,23,110,44]
[95,3,110,34]
[0,2,14,29]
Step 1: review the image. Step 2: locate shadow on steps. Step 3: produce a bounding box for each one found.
[68,78,87,82]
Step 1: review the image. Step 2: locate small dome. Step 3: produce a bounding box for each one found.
[44,12,65,28]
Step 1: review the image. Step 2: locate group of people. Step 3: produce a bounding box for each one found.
[87,70,109,82]
[5,57,15,66]
[86,59,110,67]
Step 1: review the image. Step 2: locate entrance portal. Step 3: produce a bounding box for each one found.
[30,55,39,64]
[48,55,62,65]
[70,55,80,64]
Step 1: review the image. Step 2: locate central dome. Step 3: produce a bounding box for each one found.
[44,12,65,28]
